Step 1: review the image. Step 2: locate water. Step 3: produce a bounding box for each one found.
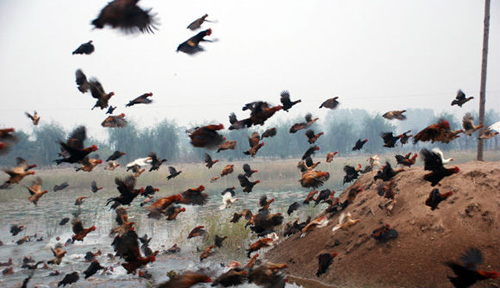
[0,184,317,287]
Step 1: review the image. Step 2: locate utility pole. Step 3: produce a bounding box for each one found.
[477,0,490,161]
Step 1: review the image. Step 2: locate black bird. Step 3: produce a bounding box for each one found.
[214,235,228,248]
[228,112,251,130]
[59,218,70,226]
[343,165,360,184]
[425,189,454,210]
[352,139,369,151]
[54,126,98,165]
[10,224,24,236]
[243,163,258,178]
[204,153,219,169]
[221,187,236,197]
[53,182,69,192]
[75,70,115,110]
[177,29,214,54]
[148,152,167,172]
[91,0,158,34]
[167,166,182,180]
[126,92,153,107]
[373,162,404,182]
[58,271,79,287]
[445,248,499,287]
[106,176,144,209]
[72,41,94,55]
[451,89,474,107]
[316,252,338,277]
[314,189,332,206]
[371,224,398,242]
[302,145,319,160]
[280,90,301,112]
[106,105,117,114]
[261,127,277,139]
[83,260,104,279]
[106,150,126,162]
[381,132,401,148]
[420,149,460,186]
[237,174,260,193]
[287,202,300,215]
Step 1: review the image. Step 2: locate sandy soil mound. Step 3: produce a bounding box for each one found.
[266,161,500,288]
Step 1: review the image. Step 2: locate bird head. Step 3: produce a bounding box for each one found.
[261,142,265,147]
[453,167,460,173]
[217,123,224,130]
[364,139,369,142]
[109,92,115,97]
[315,146,320,151]
[181,207,186,212]
[199,185,205,191]
[96,159,103,164]
[206,28,213,36]
[0,142,5,149]
[478,271,499,279]
[90,226,96,231]
[256,180,261,184]
[147,92,153,97]
[91,145,98,151]
[29,171,36,175]
[139,187,146,194]
[154,187,160,192]
[119,113,125,117]
[331,252,339,258]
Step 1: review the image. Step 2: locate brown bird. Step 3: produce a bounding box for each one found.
[72,219,96,242]
[445,247,499,287]
[126,92,153,107]
[210,176,220,182]
[25,111,40,125]
[316,252,338,277]
[105,160,120,171]
[212,268,248,287]
[462,113,484,136]
[300,170,330,189]
[425,189,453,210]
[204,153,219,168]
[451,89,474,107]
[259,195,275,211]
[165,205,186,221]
[247,237,275,258]
[76,156,103,172]
[319,97,340,109]
[217,140,237,153]
[180,185,208,205]
[413,120,463,144]
[246,101,282,127]
[331,212,361,233]
[247,262,288,287]
[478,121,500,140]
[280,90,301,112]
[238,174,260,193]
[187,14,213,30]
[156,271,212,288]
[147,194,183,218]
[1,157,36,189]
[177,29,214,54]
[297,157,321,172]
[200,244,216,262]
[75,69,115,110]
[75,196,88,206]
[382,110,407,120]
[55,126,98,165]
[306,129,324,144]
[300,216,329,237]
[326,152,338,163]
[189,124,225,149]
[399,130,413,145]
[303,190,318,204]
[48,246,67,265]
[111,207,135,236]
[371,223,398,242]
[373,162,404,182]
[91,0,158,34]
[302,145,320,160]
[102,113,127,128]
[72,40,94,55]
[377,180,396,199]
[244,132,264,157]
[261,127,277,139]
[221,164,234,177]
[0,128,18,155]
[395,152,418,167]
[25,177,47,206]
[187,225,206,239]
[230,209,253,223]
[228,112,252,130]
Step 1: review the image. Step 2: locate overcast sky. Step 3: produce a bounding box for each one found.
[0,0,498,141]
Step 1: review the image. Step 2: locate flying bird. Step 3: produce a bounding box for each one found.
[478,121,500,140]
[306,129,324,144]
[238,174,260,193]
[106,150,126,162]
[72,41,94,55]
[0,128,18,155]
[91,181,103,193]
[148,152,167,171]
[382,110,407,120]
[54,126,98,165]
[26,177,48,206]
[102,113,127,128]
[217,140,237,153]
[57,271,79,287]
[1,157,36,189]
[300,170,330,188]
[75,69,115,110]
[72,219,96,242]
[445,248,498,287]
[91,0,158,34]
[420,149,460,186]
[244,132,264,157]
[451,89,474,107]
[352,139,368,151]
[280,90,301,112]
[177,29,214,54]
[189,124,225,149]
[204,153,219,168]
[187,14,214,30]
[243,163,258,177]
[53,182,69,192]
[425,189,453,210]
[261,127,277,139]
[126,92,153,107]
[462,113,483,136]
[319,97,340,109]
[25,111,40,125]
[167,166,182,180]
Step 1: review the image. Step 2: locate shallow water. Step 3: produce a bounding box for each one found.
[0,182,330,287]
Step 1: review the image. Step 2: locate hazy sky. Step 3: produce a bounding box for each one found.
[0,0,498,141]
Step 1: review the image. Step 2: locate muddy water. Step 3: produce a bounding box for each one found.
[0,184,333,287]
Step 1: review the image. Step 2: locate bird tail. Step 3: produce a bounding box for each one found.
[332,225,340,233]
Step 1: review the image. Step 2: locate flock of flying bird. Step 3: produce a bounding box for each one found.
[1,1,500,287]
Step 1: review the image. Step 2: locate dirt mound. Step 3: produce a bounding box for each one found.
[265,161,500,288]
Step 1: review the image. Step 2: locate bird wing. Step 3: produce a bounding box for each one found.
[238,174,250,187]
[489,121,500,132]
[243,163,251,173]
[462,113,475,130]
[168,166,178,175]
[72,219,84,234]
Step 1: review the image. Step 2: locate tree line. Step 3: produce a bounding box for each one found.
[1,108,498,167]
